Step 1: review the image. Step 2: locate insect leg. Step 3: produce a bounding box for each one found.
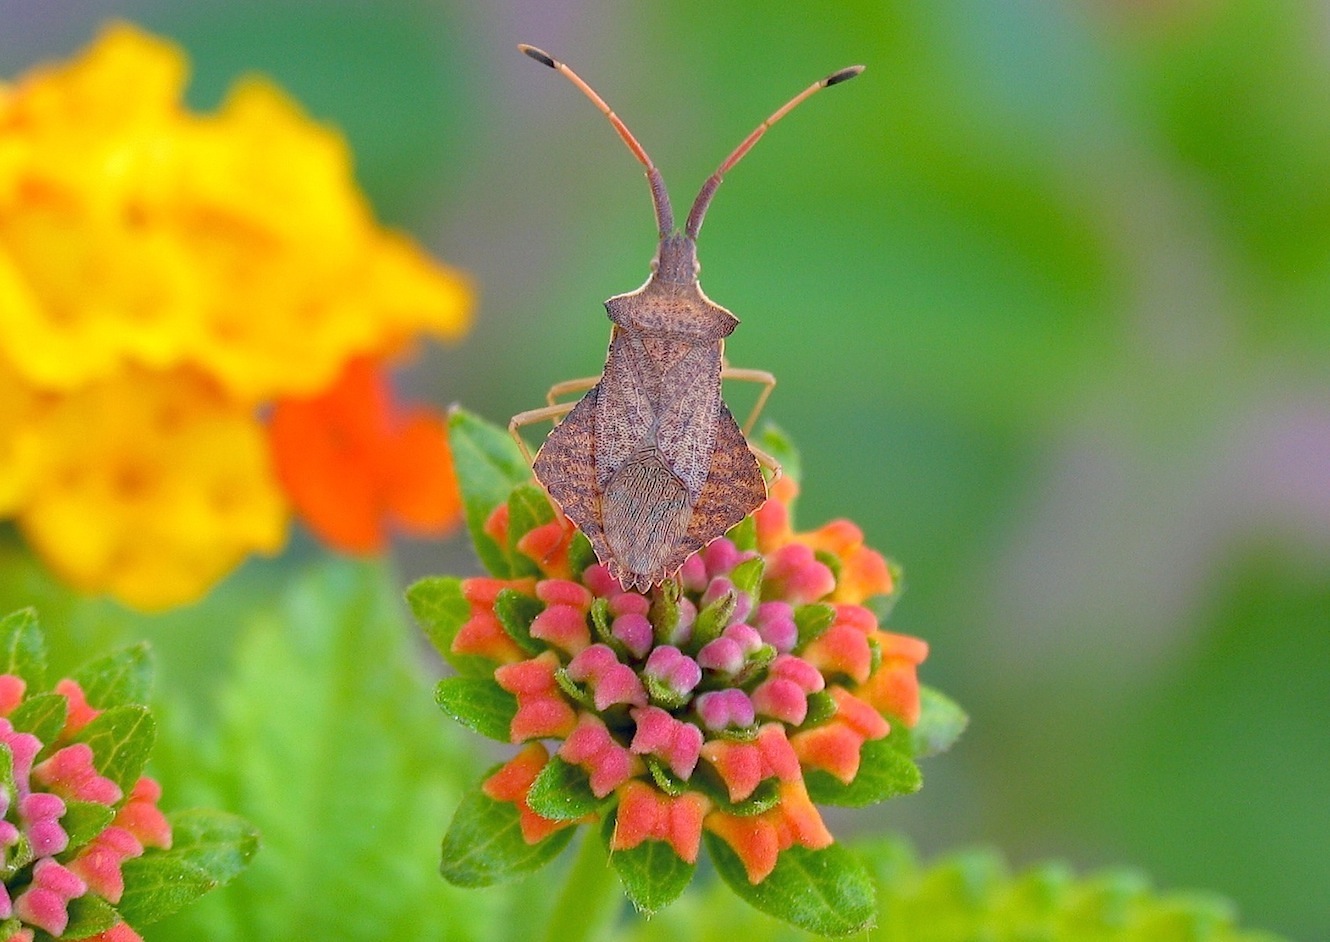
[508,401,577,465]
[749,442,784,483]
[545,376,601,408]
[721,366,777,436]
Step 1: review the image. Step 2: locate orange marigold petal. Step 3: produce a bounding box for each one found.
[383,408,462,537]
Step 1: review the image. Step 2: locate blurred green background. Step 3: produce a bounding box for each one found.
[4,2,1328,939]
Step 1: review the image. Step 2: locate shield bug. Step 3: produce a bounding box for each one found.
[510,45,863,591]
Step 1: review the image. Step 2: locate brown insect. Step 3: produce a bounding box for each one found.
[510,45,863,591]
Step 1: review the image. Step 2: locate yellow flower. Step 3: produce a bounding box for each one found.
[0,23,471,401]
[18,367,286,612]
[0,22,473,610]
[0,356,46,515]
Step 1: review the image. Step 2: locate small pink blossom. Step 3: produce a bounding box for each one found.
[565,644,647,710]
[695,689,755,732]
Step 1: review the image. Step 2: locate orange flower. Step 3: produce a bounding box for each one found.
[267,356,461,554]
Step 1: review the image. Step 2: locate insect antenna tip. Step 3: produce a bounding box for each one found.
[518,44,558,69]
[825,65,866,87]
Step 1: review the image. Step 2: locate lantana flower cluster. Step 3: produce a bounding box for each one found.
[0,675,169,942]
[0,23,471,610]
[0,608,255,942]
[471,475,925,882]
[412,413,954,937]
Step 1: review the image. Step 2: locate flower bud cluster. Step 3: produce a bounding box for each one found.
[457,476,928,883]
[0,678,171,942]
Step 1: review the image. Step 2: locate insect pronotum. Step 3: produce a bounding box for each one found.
[510,45,864,591]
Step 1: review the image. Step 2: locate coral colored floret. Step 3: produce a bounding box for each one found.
[452,578,532,665]
[0,676,25,716]
[32,743,123,804]
[789,687,890,784]
[558,714,643,797]
[482,743,584,844]
[69,826,144,903]
[629,706,703,780]
[516,519,576,579]
[565,644,647,710]
[763,543,836,605]
[704,780,832,883]
[82,922,144,942]
[494,652,578,742]
[113,778,173,849]
[13,857,87,936]
[611,780,709,864]
[700,723,801,802]
[54,678,102,736]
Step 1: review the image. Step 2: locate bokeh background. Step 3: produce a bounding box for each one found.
[3,2,1328,939]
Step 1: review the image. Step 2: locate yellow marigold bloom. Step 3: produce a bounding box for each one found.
[18,367,286,611]
[0,356,46,515]
[0,23,473,610]
[0,23,471,400]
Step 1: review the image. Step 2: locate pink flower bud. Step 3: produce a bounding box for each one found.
[630,706,703,780]
[763,543,836,605]
[700,538,741,577]
[695,689,755,732]
[753,601,797,652]
[611,613,653,659]
[679,554,709,592]
[581,564,620,597]
[697,637,745,675]
[608,592,650,618]
[558,714,641,797]
[565,644,646,710]
[642,646,701,697]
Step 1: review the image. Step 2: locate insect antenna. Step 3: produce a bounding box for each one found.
[684,64,865,241]
[519,44,675,237]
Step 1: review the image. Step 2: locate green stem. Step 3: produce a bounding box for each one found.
[541,831,620,942]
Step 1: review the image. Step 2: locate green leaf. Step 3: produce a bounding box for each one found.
[406,576,492,677]
[71,642,153,709]
[448,407,533,577]
[794,603,835,646]
[756,423,802,485]
[145,560,492,941]
[60,799,116,852]
[117,810,258,927]
[73,704,155,793]
[602,814,694,916]
[805,729,922,807]
[525,756,599,821]
[911,686,968,758]
[726,515,758,553]
[60,892,118,939]
[494,589,544,656]
[439,781,575,887]
[730,556,765,598]
[706,836,877,937]
[434,676,517,742]
[7,692,68,745]
[568,531,597,577]
[0,608,45,689]
[506,483,556,577]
